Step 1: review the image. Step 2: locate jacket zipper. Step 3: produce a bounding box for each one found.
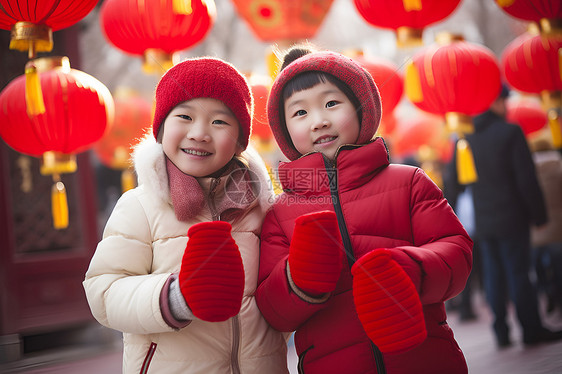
[323,158,355,268]
[208,177,221,221]
[323,158,386,374]
[231,315,241,374]
[208,177,241,374]
[139,342,157,374]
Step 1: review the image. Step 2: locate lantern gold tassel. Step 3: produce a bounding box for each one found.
[456,138,478,185]
[173,0,192,15]
[405,62,423,103]
[548,109,562,149]
[51,179,69,230]
[121,168,136,193]
[25,64,46,116]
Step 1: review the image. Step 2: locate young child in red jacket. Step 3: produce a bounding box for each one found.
[255,45,473,373]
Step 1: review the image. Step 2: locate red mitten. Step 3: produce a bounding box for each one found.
[179,221,245,322]
[352,249,426,354]
[289,211,344,295]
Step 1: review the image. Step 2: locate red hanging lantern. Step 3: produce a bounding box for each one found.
[494,0,562,35]
[380,112,397,136]
[501,31,562,147]
[100,0,216,74]
[391,112,451,188]
[353,0,462,47]
[506,98,548,136]
[353,54,403,135]
[231,0,334,42]
[353,55,403,116]
[94,89,151,192]
[405,33,502,184]
[0,56,114,229]
[249,79,272,141]
[501,32,562,105]
[391,112,445,158]
[0,0,98,57]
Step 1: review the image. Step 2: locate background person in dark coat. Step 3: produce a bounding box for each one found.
[444,85,562,348]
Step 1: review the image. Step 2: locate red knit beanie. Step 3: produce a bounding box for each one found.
[267,51,382,161]
[152,57,253,150]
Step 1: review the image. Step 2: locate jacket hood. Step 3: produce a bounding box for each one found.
[267,51,382,161]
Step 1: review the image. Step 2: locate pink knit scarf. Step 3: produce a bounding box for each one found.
[166,158,257,222]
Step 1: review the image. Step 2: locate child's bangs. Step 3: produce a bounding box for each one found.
[282,71,361,116]
[282,72,329,101]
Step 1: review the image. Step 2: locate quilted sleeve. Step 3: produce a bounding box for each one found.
[390,168,473,304]
[83,190,173,334]
[255,207,329,331]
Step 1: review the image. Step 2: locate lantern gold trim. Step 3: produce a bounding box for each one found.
[539,18,562,35]
[10,22,53,58]
[396,27,423,48]
[540,91,562,112]
[111,146,131,170]
[40,152,77,176]
[143,49,178,74]
[445,112,474,135]
[31,56,71,73]
[435,32,464,45]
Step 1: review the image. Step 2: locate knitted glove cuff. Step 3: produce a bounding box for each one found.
[286,261,331,304]
[169,276,197,321]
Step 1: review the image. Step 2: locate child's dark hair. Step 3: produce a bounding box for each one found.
[280,46,362,121]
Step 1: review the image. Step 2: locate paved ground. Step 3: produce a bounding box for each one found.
[2,290,562,373]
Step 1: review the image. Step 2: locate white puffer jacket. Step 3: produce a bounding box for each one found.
[83,136,288,374]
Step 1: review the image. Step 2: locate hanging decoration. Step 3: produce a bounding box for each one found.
[390,112,452,188]
[231,0,334,43]
[0,0,99,58]
[353,53,404,135]
[94,88,152,193]
[353,0,462,47]
[0,0,100,133]
[232,0,335,82]
[100,0,216,74]
[506,97,548,136]
[0,56,114,229]
[247,74,283,194]
[391,112,445,159]
[250,78,273,142]
[501,31,562,147]
[494,0,561,35]
[404,33,502,184]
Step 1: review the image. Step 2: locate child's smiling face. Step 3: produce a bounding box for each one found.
[284,81,360,161]
[162,97,241,177]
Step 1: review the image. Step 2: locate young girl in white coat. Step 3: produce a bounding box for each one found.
[83,57,288,374]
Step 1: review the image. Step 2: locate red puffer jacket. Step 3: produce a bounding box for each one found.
[256,138,472,374]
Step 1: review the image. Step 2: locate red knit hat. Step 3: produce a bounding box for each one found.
[267,51,382,161]
[152,57,253,150]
